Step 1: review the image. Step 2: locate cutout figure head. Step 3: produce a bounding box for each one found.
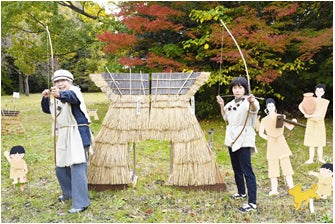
[9,145,26,159]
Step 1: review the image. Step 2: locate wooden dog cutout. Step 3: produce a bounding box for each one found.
[288,183,320,210]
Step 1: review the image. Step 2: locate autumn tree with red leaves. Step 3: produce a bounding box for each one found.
[97,2,192,72]
[97,1,332,117]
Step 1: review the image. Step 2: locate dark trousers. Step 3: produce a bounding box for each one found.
[228,147,257,204]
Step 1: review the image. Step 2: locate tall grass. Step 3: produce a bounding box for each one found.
[1,92,333,223]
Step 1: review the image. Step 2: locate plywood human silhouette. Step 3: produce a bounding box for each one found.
[259,98,296,195]
[298,84,329,164]
[3,145,28,191]
[309,163,333,199]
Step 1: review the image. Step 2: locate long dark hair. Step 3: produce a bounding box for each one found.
[229,77,249,95]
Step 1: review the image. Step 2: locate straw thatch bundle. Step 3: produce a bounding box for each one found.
[88,142,131,185]
[88,72,225,189]
[1,111,25,135]
[103,96,150,131]
[166,138,224,186]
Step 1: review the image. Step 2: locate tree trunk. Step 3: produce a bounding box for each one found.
[24,75,29,96]
[19,73,24,94]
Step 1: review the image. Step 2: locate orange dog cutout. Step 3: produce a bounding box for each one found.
[288,183,320,210]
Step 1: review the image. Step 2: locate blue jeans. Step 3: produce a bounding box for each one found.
[228,147,257,204]
[55,161,90,208]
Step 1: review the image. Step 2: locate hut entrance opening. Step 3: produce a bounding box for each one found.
[127,140,171,186]
[88,71,226,191]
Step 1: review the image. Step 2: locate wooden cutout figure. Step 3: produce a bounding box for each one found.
[259,98,295,195]
[288,183,320,210]
[309,163,333,199]
[88,108,99,121]
[298,84,330,164]
[3,145,28,191]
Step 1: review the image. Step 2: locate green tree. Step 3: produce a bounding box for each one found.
[186,2,332,117]
[1,1,58,95]
[1,1,117,95]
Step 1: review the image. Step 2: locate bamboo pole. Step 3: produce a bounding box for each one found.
[46,26,56,166]
[177,71,193,95]
[106,66,122,95]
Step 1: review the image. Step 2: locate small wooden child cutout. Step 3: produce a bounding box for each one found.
[309,163,333,199]
[88,108,99,121]
[288,183,320,210]
[3,145,28,191]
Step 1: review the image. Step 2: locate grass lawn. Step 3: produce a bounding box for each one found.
[1,92,333,223]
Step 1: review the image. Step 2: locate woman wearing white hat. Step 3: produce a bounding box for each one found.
[41,69,91,213]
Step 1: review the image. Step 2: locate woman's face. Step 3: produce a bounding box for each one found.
[54,79,72,91]
[232,85,245,98]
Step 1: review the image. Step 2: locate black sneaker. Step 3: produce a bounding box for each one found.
[238,203,258,213]
[231,193,247,200]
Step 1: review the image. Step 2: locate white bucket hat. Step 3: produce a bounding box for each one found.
[53,69,74,82]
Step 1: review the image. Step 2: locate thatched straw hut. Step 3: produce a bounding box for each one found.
[88,71,226,190]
